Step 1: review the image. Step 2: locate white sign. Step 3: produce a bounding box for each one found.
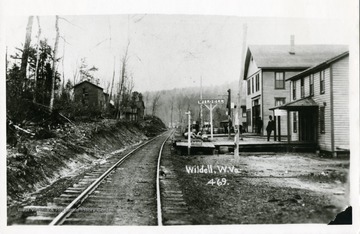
[274,109,287,116]
[198,99,225,105]
[231,102,235,109]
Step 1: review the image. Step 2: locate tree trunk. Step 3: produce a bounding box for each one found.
[49,16,60,112]
[33,16,41,102]
[117,41,130,119]
[61,37,65,94]
[109,56,115,106]
[20,16,34,89]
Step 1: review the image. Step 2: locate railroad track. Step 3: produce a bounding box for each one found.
[23,129,192,225]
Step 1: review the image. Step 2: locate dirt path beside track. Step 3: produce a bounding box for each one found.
[169,151,349,224]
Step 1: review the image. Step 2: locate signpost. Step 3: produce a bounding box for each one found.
[185,111,191,155]
[198,99,224,140]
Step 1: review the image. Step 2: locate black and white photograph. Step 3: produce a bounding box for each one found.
[1,0,359,233]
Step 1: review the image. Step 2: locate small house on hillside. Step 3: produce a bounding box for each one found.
[270,51,349,156]
[243,37,348,136]
[123,92,145,121]
[73,80,107,111]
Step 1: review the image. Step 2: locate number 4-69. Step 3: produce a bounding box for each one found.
[206,178,228,186]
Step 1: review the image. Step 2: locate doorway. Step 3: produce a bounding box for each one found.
[252,99,260,133]
[299,108,317,142]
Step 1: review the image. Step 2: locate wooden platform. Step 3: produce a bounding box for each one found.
[214,141,317,153]
[174,141,215,155]
[174,139,316,155]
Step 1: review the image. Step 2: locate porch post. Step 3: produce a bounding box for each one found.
[278,116,281,141]
[287,110,291,152]
[273,110,277,141]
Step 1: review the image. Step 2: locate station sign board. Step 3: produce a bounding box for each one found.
[274,109,287,116]
[198,99,225,105]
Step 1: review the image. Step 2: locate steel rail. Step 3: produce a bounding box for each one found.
[49,131,168,226]
[156,129,174,226]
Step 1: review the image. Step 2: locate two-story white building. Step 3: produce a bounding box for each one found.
[243,41,348,137]
[270,51,349,156]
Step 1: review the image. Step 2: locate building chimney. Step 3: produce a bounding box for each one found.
[289,35,295,55]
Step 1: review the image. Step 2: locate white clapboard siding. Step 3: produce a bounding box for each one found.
[332,56,349,149]
[312,68,332,152]
[262,71,299,136]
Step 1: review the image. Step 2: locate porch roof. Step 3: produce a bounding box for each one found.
[269,97,318,110]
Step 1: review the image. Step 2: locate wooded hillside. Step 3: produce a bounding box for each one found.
[143,80,244,127]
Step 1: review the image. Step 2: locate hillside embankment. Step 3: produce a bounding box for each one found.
[7,116,166,206]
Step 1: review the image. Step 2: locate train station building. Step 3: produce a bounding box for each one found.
[270,51,349,156]
[242,38,348,140]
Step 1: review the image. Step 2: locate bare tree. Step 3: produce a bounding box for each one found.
[151,92,161,116]
[143,93,149,115]
[20,16,34,88]
[169,96,174,127]
[126,74,135,95]
[116,41,130,119]
[33,16,41,102]
[61,37,66,93]
[49,15,60,112]
[72,59,79,85]
[177,98,183,129]
[109,56,115,105]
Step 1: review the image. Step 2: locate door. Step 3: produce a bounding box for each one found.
[299,109,316,142]
[252,99,260,133]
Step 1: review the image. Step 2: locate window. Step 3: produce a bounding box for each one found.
[300,78,305,98]
[255,74,260,91]
[275,97,286,106]
[275,72,285,89]
[292,81,296,100]
[320,70,325,94]
[320,106,325,133]
[293,112,297,133]
[251,77,254,93]
[309,74,314,96]
[247,79,251,95]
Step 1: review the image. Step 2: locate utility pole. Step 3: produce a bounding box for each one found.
[200,76,203,130]
[186,111,191,155]
[235,24,247,157]
[49,15,60,113]
[227,89,231,139]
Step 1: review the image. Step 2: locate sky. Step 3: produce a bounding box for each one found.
[4,13,354,93]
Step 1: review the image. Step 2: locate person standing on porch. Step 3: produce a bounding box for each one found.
[266,115,275,141]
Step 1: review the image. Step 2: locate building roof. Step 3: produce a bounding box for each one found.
[73,80,103,90]
[244,44,348,79]
[269,97,318,110]
[286,51,349,81]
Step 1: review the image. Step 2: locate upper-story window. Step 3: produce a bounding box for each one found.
[275,72,285,89]
[309,74,314,96]
[255,74,260,91]
[251,77,254,93]
[320,70,325,94]
[292,81,296,100]
[247,79,251,95]
[300,78,305,98]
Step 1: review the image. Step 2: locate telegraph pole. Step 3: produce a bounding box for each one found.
[227,89,231,139]
[186,111,191,155]
[200,76,203,129]
[235,24,247,157]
